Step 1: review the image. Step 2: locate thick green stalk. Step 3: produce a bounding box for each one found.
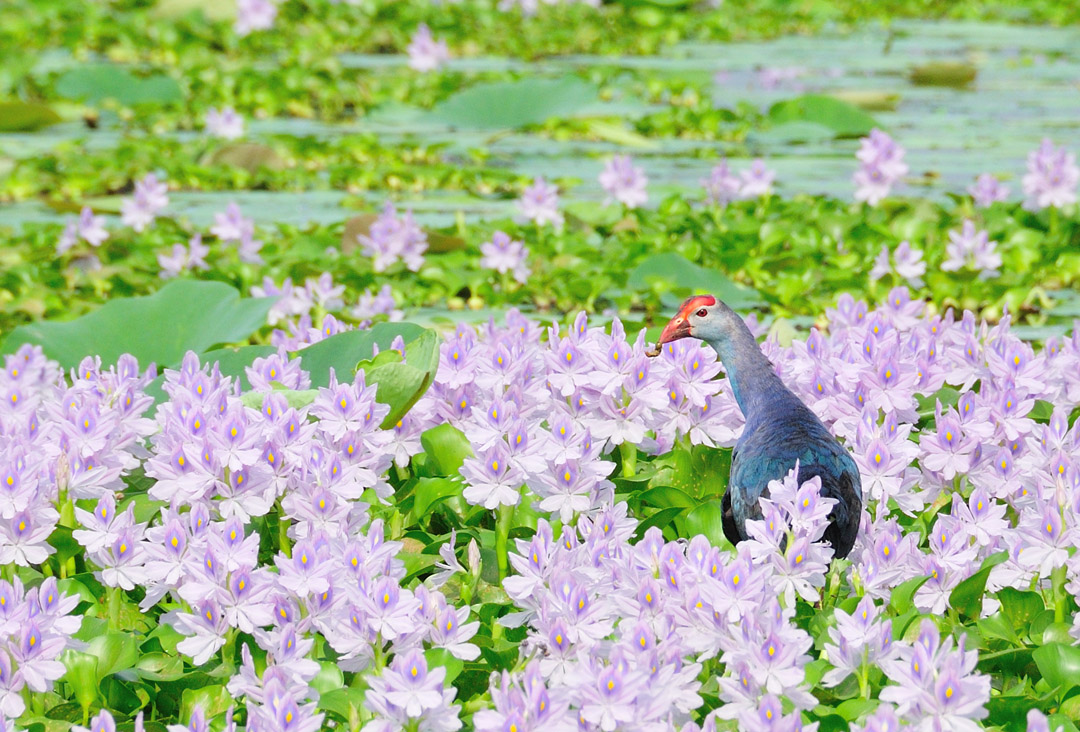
[619,441,637,478]
[1052,562,1068,624]
[107,586,122,630]
[496,502,515,581]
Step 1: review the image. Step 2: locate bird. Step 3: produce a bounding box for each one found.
[648,295,862,559]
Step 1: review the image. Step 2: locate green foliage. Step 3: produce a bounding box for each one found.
[426,78,599,130]
[768,95,880,137]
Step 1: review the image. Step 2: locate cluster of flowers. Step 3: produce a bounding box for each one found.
[852,129,909,206]
[0,342,476,732]
[407,24,450,72]
[358,202,429,274]
[701,158,777,205]
[875,221,1003,285]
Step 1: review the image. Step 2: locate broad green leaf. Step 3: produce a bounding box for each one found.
[627,253,763,310]
[835,699,877,722]
[291,322,427,389]
[633,506,685,539]
[0,102,61,132]
[54,65,182,106]
[413,477,462,518]
[889,576,930,615]
[1033,643,1080,696]
[637,486,696,509]
[356,329,442,428]
[998,587,1045,632]
[60,650,99,713]
[309,662,345,695]
[1,280,276,371]
[768,94,879,137]
[318,688,365,721]
[180,685,232,724]
[680,499,729,548]
[86,632,139,679]
[421,425,474,475]
[425,648,464,685]
[134,653,185,681]
[426,77,598,130]
[948,551,1007,618]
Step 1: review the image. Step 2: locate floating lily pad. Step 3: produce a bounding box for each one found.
[426,77,599,130]
[768,94,880,138]
[0,101,61,132]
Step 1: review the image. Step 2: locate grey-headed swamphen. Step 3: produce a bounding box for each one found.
[650,295,862,559]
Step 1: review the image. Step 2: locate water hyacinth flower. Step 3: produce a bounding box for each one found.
[205,106,245,139]
[234,0,277,36]
[599,155,648,209]
[968,173,1010,207]
[358,202,428,273]
[870,240,926,288]
[738,159,776,198]
[211,202,255,243]
[941,219,1001,279]
[480,230,531,283]
[1022,138,1079,210]
[854,128,908,205]
[158,234,211,279]
[406,24,449,72]
[517,177,564,228]
[121,173,169,232]
[58,207,109,255]
[701,160,742,206]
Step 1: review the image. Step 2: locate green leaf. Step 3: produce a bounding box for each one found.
[768,94,880,137]
[357,329,442,428]
[1,280,275,371]
[889,575,930,615]
[424,648,464,685]
[0,101,61,132]
[637,486,696,509]
[292,322,427,389]
[54,65,182,106]
[633,506,685,539]
[628,253,763,310]
[1034,643,1080,696]
[318,688,365,721]
[86,632,139,679]
[180,685,233,724]
[309,662,345,695]
[413,477,462,518]
[948,550,1007,618]
[426,77,599,130]
[60,650,99,713]
[421,424,474,475]
[835,699,877,722]
[680,499,729,547]
[998,587,1045,632]
[134,653,185,682]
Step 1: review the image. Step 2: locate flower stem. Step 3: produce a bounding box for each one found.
[107,586,122,630]
[496,503,515,582]
[1052,562,1068,624]
[221,628,238,672]
[619,441,637,479]
[278,511,292,558]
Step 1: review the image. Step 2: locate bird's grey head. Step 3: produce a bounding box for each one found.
[654,294,743,352]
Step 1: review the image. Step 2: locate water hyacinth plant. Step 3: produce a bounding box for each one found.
[4,0,1080,730]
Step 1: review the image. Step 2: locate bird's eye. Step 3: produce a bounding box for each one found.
[696,309,708,317]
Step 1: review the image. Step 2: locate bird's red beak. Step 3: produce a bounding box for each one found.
[657,313,692,346]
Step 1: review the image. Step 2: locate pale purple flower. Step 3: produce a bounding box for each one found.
[968,173,1010,207]
[234,0,277,36]
[205,107,245,139]
[738,159,775,198]
[941,219,1001,279]
[211,202,254,242]
[517,177,563,228]
[854,129,908,205]
[158,234,210,279]
[357,202,427,273]
[76,206,108,247]
[121,173,169,232]
[1022,138,1079,210]
[480,231,531,283]
[702,160,741,206]
[870,240,926,288]
[407,24,449,72]
[599,155,648,208]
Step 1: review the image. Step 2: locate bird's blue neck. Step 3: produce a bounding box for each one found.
[703,325,794,424]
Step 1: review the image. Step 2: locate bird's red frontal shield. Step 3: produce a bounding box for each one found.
[653,295,716,350]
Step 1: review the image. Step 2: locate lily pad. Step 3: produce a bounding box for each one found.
[54,65,182,106]
[0,102,61,132]
[1,280,275,371]
[426,77,599,130]
[768,94,880,138]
